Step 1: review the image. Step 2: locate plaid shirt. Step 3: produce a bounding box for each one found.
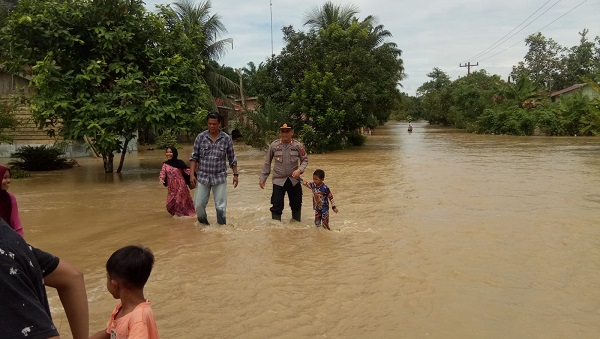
[190,130,237,185]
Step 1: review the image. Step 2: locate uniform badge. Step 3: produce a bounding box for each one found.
[300,147,306,156]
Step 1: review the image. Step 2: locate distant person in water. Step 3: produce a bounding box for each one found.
[0,165,24,237]
[159,146,196,217]
[408,123,413,132]
[300,169,338,230]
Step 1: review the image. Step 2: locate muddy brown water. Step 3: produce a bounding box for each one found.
[8,121,600,338]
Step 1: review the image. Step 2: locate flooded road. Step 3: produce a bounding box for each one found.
[9,121,600,338]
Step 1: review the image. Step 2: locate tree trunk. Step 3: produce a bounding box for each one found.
[102,152,114,173]
[116,137,131,174]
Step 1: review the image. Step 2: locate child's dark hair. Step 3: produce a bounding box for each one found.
[106,245,154,289]
[313,169,325,179]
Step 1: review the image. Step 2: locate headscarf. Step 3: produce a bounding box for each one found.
[163,147,191,186]
[0,165,12,225]
[164,146,189,169]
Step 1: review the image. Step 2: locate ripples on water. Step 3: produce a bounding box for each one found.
[9,122,600,338]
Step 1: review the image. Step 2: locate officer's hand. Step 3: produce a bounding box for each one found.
[259,180,265,189]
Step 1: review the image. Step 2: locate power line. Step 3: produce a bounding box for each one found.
[467,0,553,62]
[465,0,566,63]
[478,0,588,63]
[459,62,479,75]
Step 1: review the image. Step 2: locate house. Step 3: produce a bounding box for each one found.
[550,83,599,102]
[216,96,259,137]
[0,71,92,157]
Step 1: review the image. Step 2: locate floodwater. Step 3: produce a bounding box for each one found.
[9,121,600,338]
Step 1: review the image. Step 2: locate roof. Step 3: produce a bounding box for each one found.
[550,83,588,97]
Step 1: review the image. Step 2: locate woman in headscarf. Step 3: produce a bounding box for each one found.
[0,165,24,237]
[159,146,195,217]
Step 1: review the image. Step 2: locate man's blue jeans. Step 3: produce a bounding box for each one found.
[194,181,227,225]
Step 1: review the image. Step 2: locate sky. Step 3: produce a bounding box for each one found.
[143,0,600,95]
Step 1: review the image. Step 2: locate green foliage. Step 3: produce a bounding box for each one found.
[511,30,600,92]
[8,167,30,179]
[160,0,237,103]
[9,144,71,171]
[254,6,404,152]
[347,133,365,146]
[476,105,535,135]
[0,0,212,172]
[236,99,287,149]
[155,129,179,149]
[0,97,18,143]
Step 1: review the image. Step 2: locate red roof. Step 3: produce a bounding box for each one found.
[214,98,242,111]
[551,83,587,97]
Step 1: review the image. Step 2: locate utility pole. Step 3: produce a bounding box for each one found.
[270,0,274,57]
[459,62,479,75]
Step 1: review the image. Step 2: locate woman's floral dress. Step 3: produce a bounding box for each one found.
[159,163,196,217]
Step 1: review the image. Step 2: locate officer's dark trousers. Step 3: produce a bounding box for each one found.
[270,178,302,219]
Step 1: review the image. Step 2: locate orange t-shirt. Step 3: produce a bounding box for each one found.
[106,300,159,339]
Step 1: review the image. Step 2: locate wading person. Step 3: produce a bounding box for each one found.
[259,123,308,222]
[300,169,338,230]
[159,146,195,217]
[189,113,238,225]
[90,245,159,339]
[0,165,24,237]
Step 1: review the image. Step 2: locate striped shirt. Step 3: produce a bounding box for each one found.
[190,130,237,186]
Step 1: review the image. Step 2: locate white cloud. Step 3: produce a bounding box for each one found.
[145,0,600,95]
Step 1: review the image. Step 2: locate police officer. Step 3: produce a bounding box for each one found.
[259,123,309,221]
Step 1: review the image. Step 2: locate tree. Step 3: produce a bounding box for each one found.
[251,3,404,152]
[304,1,360,30]
[447,70,502,129]
[511,32,565,91]
[417,68,452,125]
[0,0,211,173]
[0,0,17,27]
[241,61,261,97]
[161,0,237,105]
[558,29,600,89]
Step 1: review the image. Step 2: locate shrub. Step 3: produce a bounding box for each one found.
[156,130,178,149]
[8,167,30,178]
[10,145,72,171]
[347,133,366,146]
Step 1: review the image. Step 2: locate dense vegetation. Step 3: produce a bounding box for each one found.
[239,2,405,152]
[0,0,217,172]
[409,30,600,136]
[0,0,598,175]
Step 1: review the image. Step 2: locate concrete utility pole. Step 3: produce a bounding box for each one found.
[459,62,479,75]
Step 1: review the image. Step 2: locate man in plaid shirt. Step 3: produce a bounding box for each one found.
[189,113,239,225]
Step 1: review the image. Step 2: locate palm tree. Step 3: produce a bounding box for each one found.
[241,61,262,97]
[169,0,238,105]
[303,2,362,30]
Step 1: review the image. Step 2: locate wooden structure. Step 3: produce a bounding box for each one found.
[0,71,90,157]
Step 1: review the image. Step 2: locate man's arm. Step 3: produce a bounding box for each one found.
[298,145,308,173]
[259,144,274,189]
[189,160,198,188]
[44,259,89,339]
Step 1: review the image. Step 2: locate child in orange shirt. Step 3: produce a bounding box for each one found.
[91,245,159,339]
